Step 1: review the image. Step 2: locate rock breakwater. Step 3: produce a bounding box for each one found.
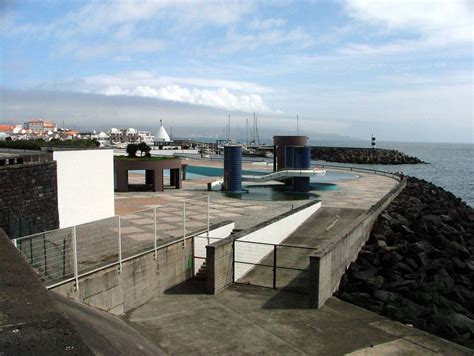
[337,177,474,348]
[311,146,425,164]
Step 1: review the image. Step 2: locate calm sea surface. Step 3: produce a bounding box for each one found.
[311,140,474,207]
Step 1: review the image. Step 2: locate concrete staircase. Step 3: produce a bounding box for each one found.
[195,260,207,280]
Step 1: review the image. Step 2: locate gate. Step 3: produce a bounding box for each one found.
[233,240,317,294]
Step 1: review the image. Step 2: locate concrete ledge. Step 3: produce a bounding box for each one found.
[309,178,407,308]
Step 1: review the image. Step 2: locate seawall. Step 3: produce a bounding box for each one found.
[312,146,424,165]
[309,175,407,308]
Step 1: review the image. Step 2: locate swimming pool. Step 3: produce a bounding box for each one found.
[185,165,359,181]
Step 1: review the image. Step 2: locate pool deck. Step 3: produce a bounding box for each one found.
[115,158,396,230]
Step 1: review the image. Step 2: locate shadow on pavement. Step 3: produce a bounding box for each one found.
[164,278,207,295]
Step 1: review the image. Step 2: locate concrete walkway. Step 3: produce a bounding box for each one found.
[236,168,399,291]
[123,281,471,355]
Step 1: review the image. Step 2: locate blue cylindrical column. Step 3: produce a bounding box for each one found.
[289,146,311,192]
[284,146,295,169]
[293,146,311,169]
[224,145,242,192]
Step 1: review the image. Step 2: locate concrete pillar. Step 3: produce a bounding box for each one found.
[182,164,187,180]
[206,245,216,294]
[206,240,234,295]
[153,169,164,192]
[171,168,181,189]
[309,252,332,309]
[116,169,129,192]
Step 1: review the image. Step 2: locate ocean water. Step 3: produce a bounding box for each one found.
[311,141,474,207]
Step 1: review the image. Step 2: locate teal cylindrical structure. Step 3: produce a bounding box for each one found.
[224,145,242,192]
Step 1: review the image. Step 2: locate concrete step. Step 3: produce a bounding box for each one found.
[195,261,207,280]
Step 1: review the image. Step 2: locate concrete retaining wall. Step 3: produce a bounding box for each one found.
[52,223,231,315]
[206,201,321,294]
[309,178,407,308]
[0,161,59,238]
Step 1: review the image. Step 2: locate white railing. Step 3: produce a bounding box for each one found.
[13,195,210,290]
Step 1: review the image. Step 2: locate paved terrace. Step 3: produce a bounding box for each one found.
[115,158,397,232]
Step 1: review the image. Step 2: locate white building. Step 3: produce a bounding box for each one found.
[155,120,171,142]
[53,149,115,228]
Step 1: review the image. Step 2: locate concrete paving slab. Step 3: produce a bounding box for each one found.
[346,339,437,355]
[123,281,471,355]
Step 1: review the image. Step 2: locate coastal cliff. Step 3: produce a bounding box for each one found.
[337,177,474,348]
[311,146,424,164]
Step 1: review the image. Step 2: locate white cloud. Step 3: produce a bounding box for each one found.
[3,0,257,59]
[98,84,273,113]
[80,71,273,94]
[248,17,287,30]
[215,26,314,54]
[344,0,473,44]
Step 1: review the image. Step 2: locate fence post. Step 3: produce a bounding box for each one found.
[118,216,122,272]
[43,234,48,276]
[154,207,157,259]
[232,240,235,283]
[72,226,79,292]
[273,245,277,289]
[30,237,33,264]
[183,201,186,248]
[206,195,210,245]
[62,237,66,277]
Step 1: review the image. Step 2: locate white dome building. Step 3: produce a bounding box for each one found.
[155,120,170,142]
[126,128,137,135]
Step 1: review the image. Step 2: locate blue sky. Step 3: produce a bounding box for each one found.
[1,0,472,143]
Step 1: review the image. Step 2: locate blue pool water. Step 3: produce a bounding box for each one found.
[185,165,358,181]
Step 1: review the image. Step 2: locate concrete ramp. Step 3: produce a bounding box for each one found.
[52,292,165,355]
[242,168,325,182]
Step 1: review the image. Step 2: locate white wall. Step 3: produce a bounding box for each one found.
[234,201,321,280]
[54,149,115,228]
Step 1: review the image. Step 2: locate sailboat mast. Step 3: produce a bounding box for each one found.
[255,115,260,145]
[297,114,299,135]
[246,118,249,145]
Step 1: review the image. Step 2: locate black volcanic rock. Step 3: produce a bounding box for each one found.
[311,146,425,165]
[336,177,474,349]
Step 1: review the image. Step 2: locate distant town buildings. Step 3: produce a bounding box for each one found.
[24,119,57,133]
[0,118,172,148]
